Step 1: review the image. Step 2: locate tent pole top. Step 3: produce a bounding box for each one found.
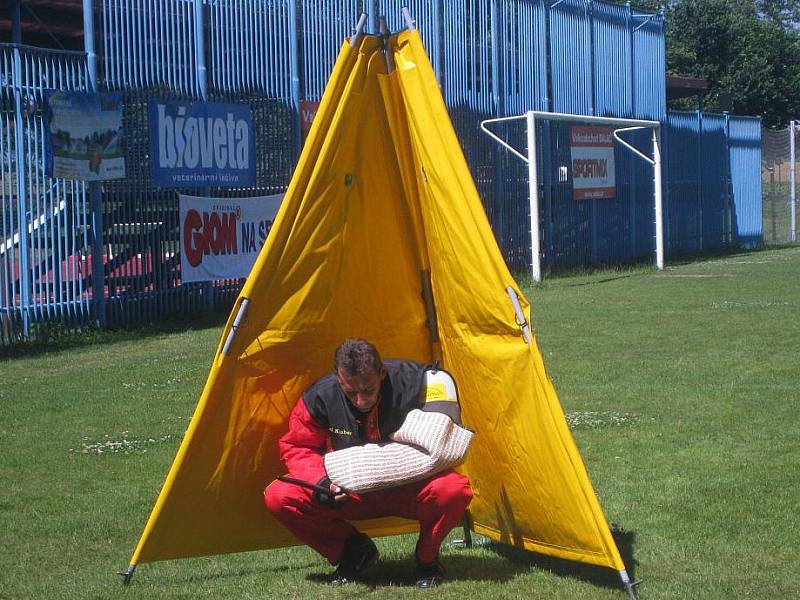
[350,13,368,48]
[402,7,416,30]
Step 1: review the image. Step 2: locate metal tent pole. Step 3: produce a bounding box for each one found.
[351,13,368,48]
[619,568,642,599]
[379,17,394,73]
[402,6,416,30]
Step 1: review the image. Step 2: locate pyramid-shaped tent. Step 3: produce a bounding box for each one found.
[125,27,631,589]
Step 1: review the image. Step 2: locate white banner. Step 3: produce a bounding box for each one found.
[570,126,616,200]
[179,194,283,283]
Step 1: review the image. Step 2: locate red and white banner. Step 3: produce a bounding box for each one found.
[179,194,282,283]
[570,126,616,200]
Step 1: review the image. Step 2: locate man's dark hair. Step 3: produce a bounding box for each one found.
[334,338,383,376]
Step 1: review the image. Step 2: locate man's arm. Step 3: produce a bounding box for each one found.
[279,397,330,483]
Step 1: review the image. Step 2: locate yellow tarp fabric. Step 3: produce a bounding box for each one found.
[128,31,625,573]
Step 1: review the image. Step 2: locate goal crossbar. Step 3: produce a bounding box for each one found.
[480,111,663,282]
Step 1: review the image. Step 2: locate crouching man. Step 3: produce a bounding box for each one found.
[264,338,473,588]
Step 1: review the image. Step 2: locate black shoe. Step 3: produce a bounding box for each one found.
[415,559,445,589]
[326,532,379,585]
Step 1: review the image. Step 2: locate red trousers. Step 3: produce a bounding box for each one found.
[264,470,472,565]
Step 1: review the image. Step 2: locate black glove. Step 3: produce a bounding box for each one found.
[314,477,339,508]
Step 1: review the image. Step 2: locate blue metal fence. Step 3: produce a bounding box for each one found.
[1,0,764,343]
[662,111,761,257]
[1,44,92,341]
[728,116,763,247]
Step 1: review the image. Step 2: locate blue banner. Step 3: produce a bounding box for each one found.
[149,98,255,188]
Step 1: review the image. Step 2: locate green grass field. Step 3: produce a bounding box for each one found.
[2,247,799,599]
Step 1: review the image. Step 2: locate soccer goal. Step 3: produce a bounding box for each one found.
[481,111,663,282]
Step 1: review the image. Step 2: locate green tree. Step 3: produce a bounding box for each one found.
[618,0,800,126]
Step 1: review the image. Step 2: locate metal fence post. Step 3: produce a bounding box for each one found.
[724,111,733,246]
[193,0,215,312]
[491,0,506,260]
[627,1,637,257]
[790,120,797,242]
[12,0,22,43]
[84,0,106,328]
[587,1,598,264]
[12,47,31,336]
[288,0,302,159]
[697,111,704,250]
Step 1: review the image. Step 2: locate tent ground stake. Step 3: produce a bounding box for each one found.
[619,569,641,599]
[450,512,472,548]
[118,564,136,585]
[450,512,473,548]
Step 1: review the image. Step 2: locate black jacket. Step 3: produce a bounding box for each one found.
[302,359,428,450]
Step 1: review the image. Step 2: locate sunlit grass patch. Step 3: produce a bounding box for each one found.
[710,300,791,310]
[2,247,799,599]
[69,431,179,456]
[565,410,643,430]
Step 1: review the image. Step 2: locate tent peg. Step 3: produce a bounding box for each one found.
[401,6,416,30]
[619,569,642,599]
[350,13,368,48]
[450,512,473,548]
[117,564,136,585]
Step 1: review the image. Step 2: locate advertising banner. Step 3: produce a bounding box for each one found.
[44,91,125,181]
[150,99,255,188]
[179,194,283,283]
[570,126,616,200]
[300,100,320,135]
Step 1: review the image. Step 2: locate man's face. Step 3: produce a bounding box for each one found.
[337,366,385,412]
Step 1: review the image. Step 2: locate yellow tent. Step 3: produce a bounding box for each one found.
[124,26,635,594]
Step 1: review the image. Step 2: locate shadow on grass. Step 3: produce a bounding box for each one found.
[305,554,522,588]
[487,525,638,590]
[0,312,228,361]
[303,526,637,590]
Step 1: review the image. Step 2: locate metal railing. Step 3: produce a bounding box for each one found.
[1,0,763,343]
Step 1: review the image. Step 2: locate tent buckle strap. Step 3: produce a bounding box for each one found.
[221,297,250,357]
[117,564,136,585]
[505,286,532,344]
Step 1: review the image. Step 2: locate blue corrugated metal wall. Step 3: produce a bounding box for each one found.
[526,0,664,272]
[664,111,762,256]
[1,0,765,342]
[549,0,593,115]
[728,116,762,247]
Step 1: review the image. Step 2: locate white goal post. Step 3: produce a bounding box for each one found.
[480,111,664,282]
